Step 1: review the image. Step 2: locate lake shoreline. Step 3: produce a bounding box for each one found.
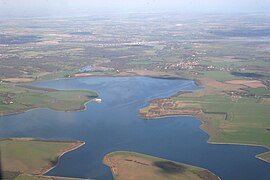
[3,75,270,163]
[0,96,96,117]
[1,75,270,179]
[39,141,86,175]
[103,151,221,180]
[0,72,183,117]
[0,138,87,179]
[139,107,270,164]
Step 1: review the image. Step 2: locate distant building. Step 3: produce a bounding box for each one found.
[79,66,92,72]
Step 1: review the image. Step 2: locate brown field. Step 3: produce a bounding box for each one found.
[225,80,266,88]
[117,70,176,77]
[104,152,219,180]
[74,70,178,79]
[198,78,244,90]
[2,78,34,83]
[74,73,93,77]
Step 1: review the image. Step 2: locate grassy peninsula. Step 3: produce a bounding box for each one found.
[0,138,86,180]
[104,151,219,180]
[0,83,98,116]
[140,75,270,162]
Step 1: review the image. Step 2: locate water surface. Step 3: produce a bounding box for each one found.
[0,77,269,180]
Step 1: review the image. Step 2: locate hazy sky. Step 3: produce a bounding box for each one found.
[0,0,270,17]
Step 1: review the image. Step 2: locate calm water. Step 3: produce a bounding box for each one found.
[0,77,269,180]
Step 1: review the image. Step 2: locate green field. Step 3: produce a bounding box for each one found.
[142,77,270,162]
[257,152,270,163]
[173,95,270,147]
[190,71,242,82]
[245,87,270,96]
[0,83,98,116]
[0,139,85,180]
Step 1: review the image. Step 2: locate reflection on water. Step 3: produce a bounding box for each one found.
[0,77,269,180]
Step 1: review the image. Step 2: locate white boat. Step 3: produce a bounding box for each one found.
[94,98,102,103]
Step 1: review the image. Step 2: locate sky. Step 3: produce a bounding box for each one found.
[0,0,270,17]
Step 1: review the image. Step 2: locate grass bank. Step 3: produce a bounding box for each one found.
[104,151,219,180]
[0,83,98,116]
[0,138,87,180]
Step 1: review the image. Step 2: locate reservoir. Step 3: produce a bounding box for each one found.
[0,77,269,180]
